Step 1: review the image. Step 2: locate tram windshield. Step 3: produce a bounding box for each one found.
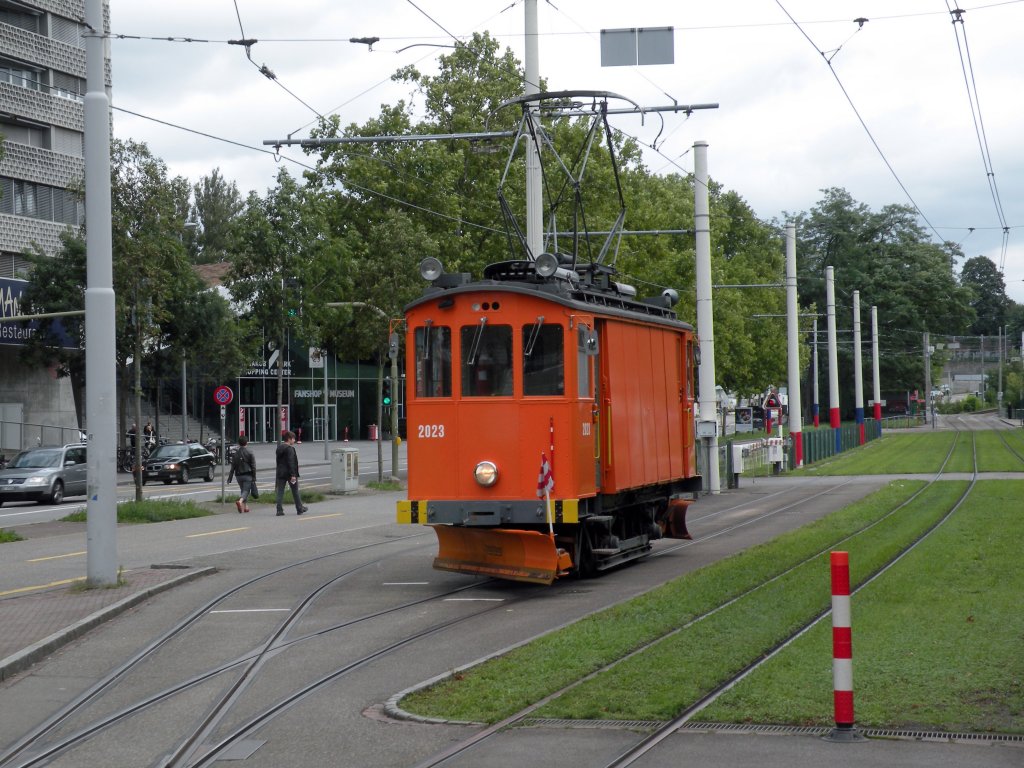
[414,325,452,397]
[461,323,512,397]
[523,323,564,396]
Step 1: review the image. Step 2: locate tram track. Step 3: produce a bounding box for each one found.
[404,431,980,768]
[4,428,1004,767]
[0,531,443,768]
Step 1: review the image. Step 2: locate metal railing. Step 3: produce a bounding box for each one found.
[0,420,85,456]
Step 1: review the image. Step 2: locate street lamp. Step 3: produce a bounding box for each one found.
[181,218,197,443]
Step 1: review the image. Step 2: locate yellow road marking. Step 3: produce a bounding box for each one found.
[186,527,249,538]
[297,513,342,521]
[0,576,85,597]
[28,550,86,563]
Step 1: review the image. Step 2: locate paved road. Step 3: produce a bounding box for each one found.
[0,439,406,530]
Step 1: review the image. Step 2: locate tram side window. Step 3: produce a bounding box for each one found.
[576,325,592,398]
[461,324,513,396]
[414,325,452,397]
[523,324,564,396]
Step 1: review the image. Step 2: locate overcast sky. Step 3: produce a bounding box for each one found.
[108,1,1024,302]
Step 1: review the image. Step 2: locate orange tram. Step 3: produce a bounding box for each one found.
[396,254,702,584]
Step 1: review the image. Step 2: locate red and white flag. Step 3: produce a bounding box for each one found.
[536,453,554,498]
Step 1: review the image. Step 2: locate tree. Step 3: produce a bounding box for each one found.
[960,255,1007,337]
[227,169,341,443]
[790,188,973,403]
[19,233,87,425]
[110,139,192,498]
[191,169,243,264]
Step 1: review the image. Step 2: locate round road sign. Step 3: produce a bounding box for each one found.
[213,385,234,405]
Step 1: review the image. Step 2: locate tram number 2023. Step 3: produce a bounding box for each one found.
[417,424,445,439]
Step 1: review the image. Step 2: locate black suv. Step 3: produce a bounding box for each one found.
[142,443,216,484]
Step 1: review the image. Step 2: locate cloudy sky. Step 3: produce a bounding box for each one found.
[108,1,1024,301]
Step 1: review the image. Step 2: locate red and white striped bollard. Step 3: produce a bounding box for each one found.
[826,550,864,741]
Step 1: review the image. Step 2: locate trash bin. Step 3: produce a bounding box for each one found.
[368,423,378,441]
[331,447,359,493]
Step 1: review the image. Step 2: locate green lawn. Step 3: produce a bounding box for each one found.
[794,432,953,476]
[698,480,1024,733]
[795,429,1024,475]
[399,480,1022,734]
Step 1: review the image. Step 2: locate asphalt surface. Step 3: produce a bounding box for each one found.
[0,425,1021,767]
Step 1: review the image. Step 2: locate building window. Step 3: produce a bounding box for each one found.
[0,64,42,92]
[0,178,82,226]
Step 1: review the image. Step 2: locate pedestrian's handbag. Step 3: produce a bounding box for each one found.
[251,477,259,499]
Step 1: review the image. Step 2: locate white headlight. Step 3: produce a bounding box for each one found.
[25,476,47,485]
[474,461,498,487]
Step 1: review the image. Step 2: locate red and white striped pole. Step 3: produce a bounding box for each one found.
[827,551,863,741]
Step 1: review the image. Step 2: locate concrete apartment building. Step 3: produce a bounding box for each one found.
[0,1,105,449]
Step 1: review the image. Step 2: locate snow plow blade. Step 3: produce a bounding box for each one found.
[432,526,574,585]
[659,498,693,540]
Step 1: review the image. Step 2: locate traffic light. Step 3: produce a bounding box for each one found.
[382,379,392,407]
[284,278,302,317]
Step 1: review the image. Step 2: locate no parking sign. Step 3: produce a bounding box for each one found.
[213,385,234,406]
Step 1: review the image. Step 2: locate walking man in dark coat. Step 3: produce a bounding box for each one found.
[275,430,307,516]
[228,435,257,513]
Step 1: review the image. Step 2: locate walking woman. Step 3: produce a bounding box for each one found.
[228,435,258,513]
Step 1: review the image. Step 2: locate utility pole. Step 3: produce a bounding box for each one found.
[524,0,543,258]
[694,141,719,494]
[84,0,118,586]
[826,267,841,453]
[924,332,933,428]
[784,222,802,466]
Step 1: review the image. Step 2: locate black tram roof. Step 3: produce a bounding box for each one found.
[406,260,693,332]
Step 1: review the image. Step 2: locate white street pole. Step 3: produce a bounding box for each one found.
[181,356,187,442]
[853,291,865,444]
[84,0,118,587]
[694,141,719,493]
[524,0,543,259]
[323,347,329,461]
[871,306,882,424]
[826,266,841,454]
[785,222,803,467]
[813,314,820,427]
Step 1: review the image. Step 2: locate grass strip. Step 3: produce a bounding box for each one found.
[793,432,954,476]
[795,429,1024,475]
[531,481,967,721]
[0,528,23,543]
[698,480,1024,733]
[400,480,928,722]
[944,431,976,473]
[973,431,1024,472]
[60,499,213,523]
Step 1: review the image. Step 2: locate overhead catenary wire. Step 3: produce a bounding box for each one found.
[229,0,323,120]
[112,106,504,237]
[773,1,945,245]
[946,2,1011,271]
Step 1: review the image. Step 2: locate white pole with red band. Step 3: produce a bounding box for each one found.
[827,550,864,742]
